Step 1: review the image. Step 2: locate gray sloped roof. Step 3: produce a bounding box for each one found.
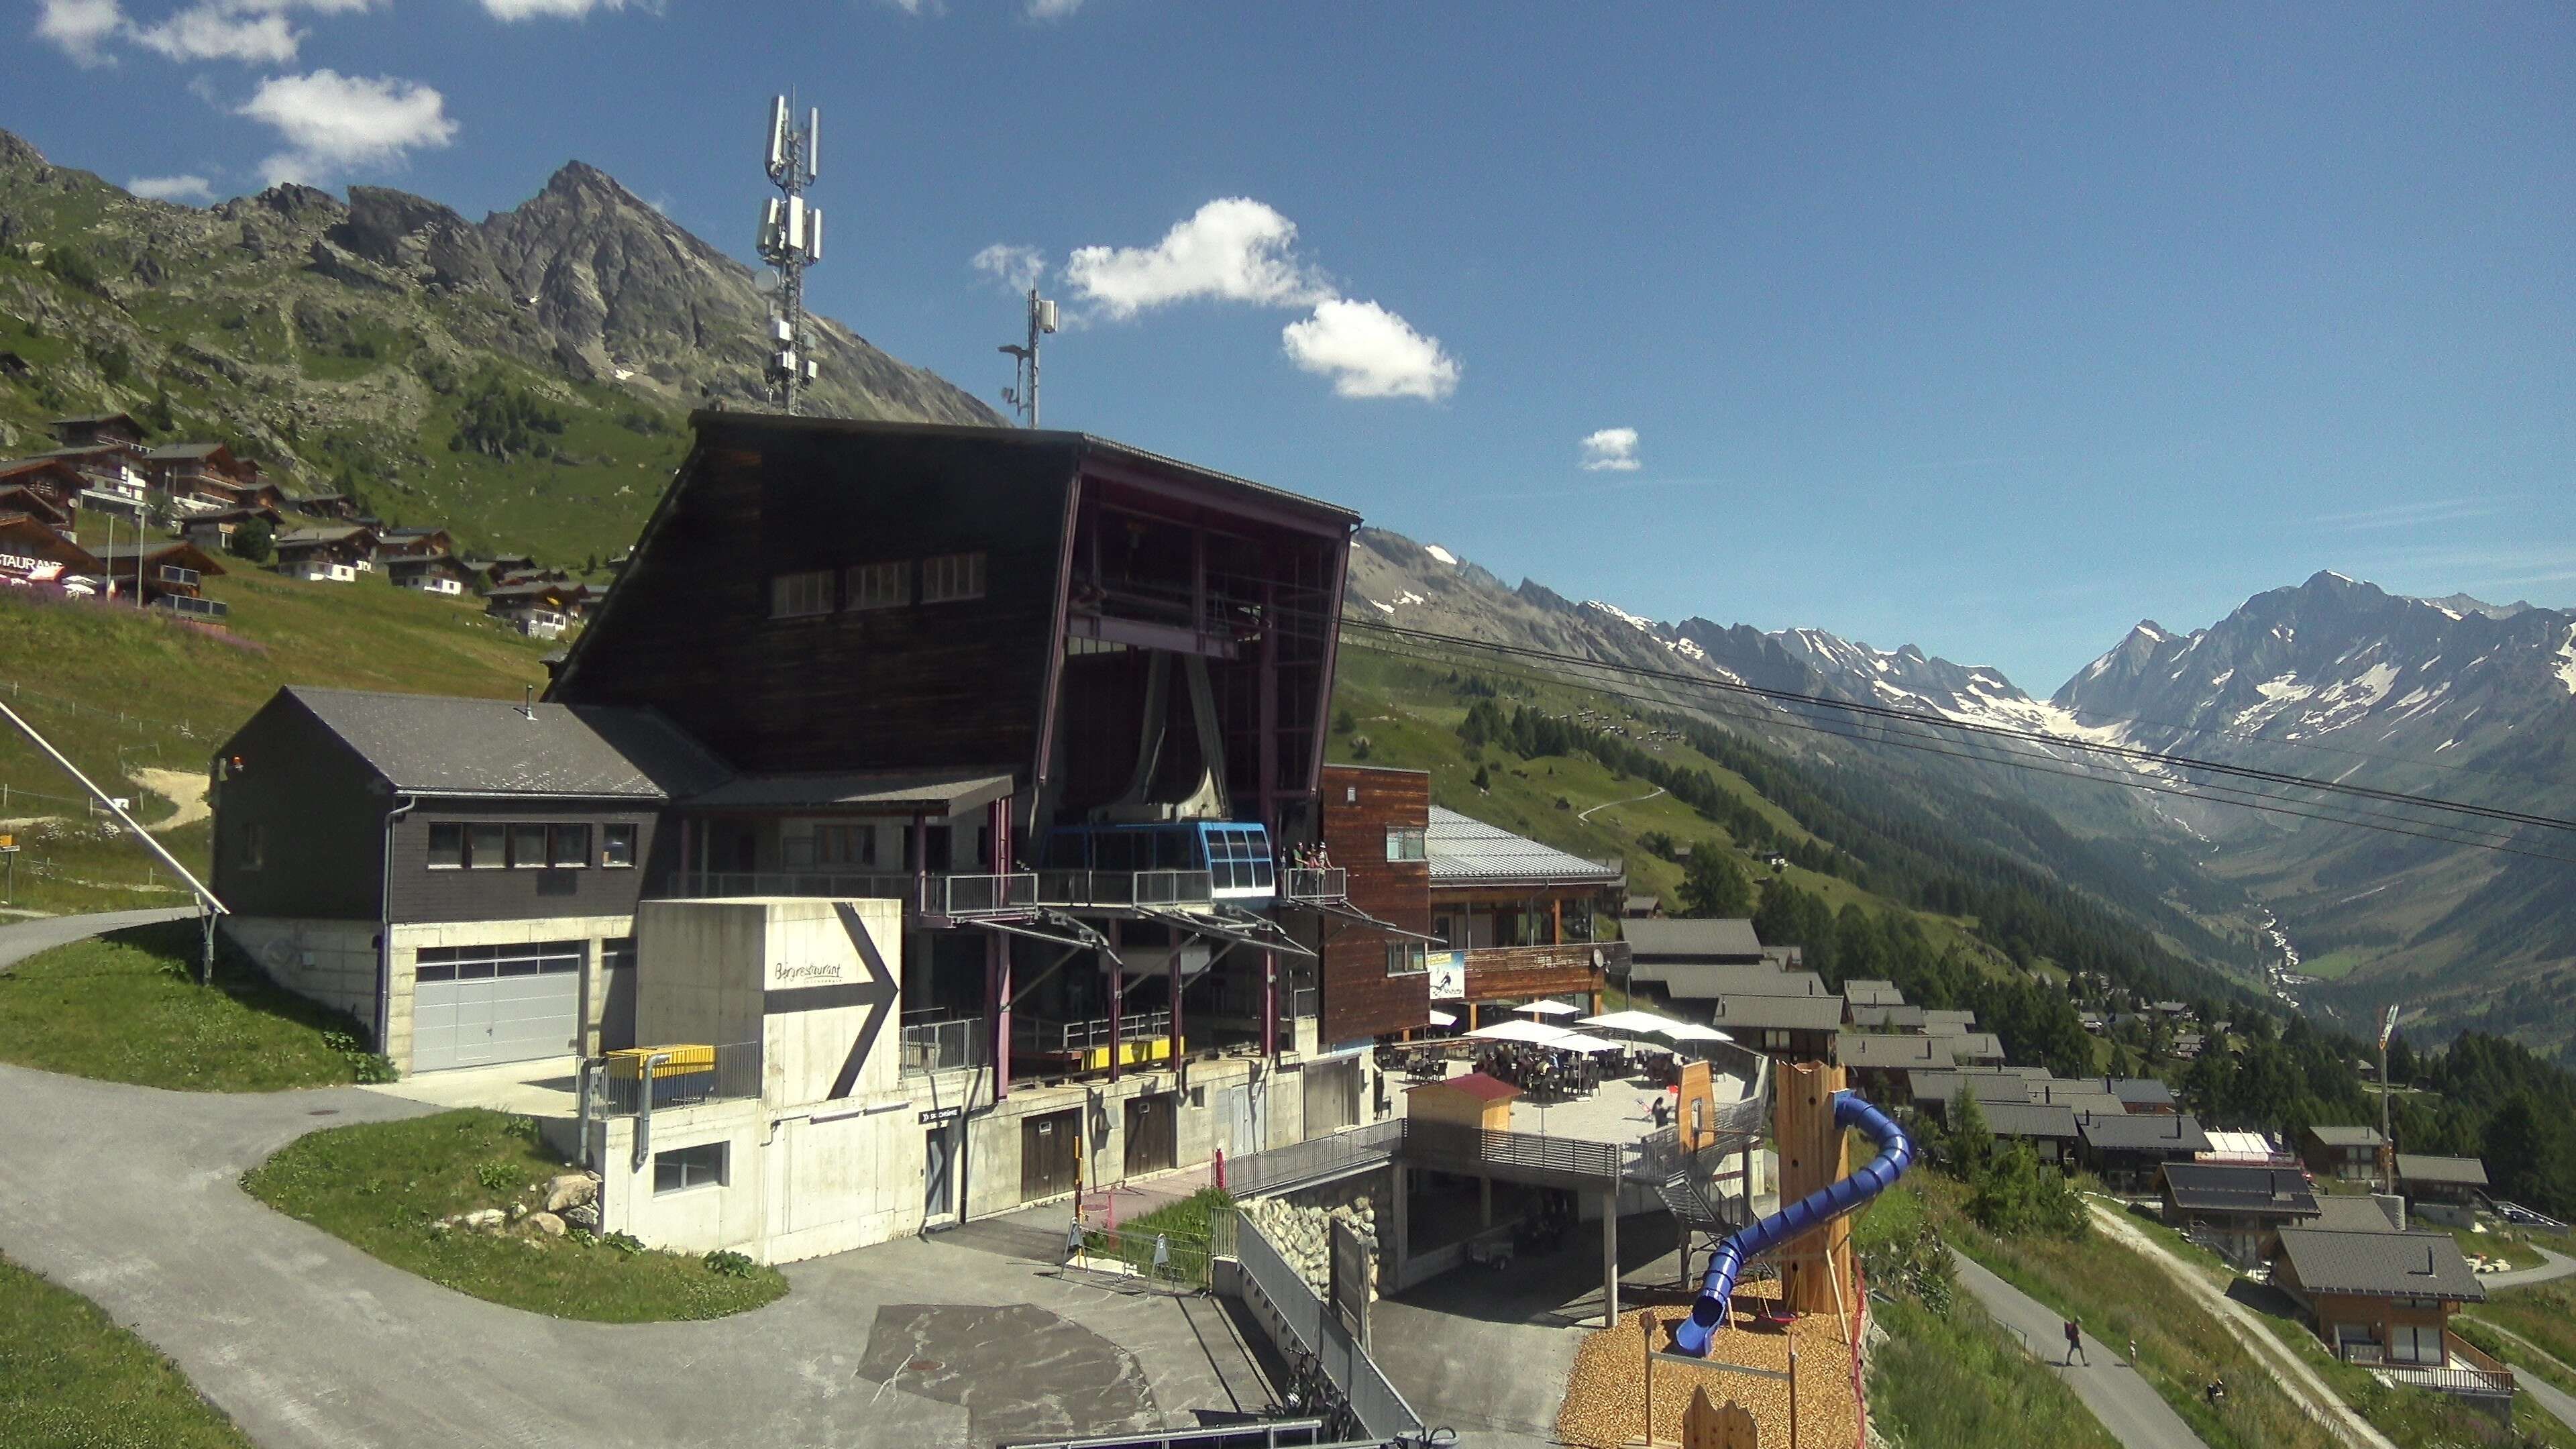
[1842,980,1906,1008]
[2310,1195,2407,1233]
[2159,1163,2319,1216]
[1836,1032,1956,1070]
[1659,965,1830,1001]
[2394,1154,2489,1187]
[2032,1083,2127,1116]
[1945,1032,2005,1061]
[2102,1077,2178,1108]
[1979,1102,2083,1140]
[1704,992,1845,1032]
[1921,1008,1978,1030]
[281,686,731,799]
[1622,917,1764,961]
[1424,806,1624,887]
[2277,1229,2484,1301]
[2307,1124,2387,1148]
[2079,1112,2212,1155]
[1909,1069,2031,1106]
[1847,1004,1926,1030]
[686,769,1015,814]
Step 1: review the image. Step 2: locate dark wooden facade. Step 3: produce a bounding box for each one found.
[1461,941,1615,1005]
[1318,765,1432,1045]
[209,692,396,920]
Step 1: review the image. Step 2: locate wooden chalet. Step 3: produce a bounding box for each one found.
[376,526,457,561]
[384,553,478,596]
[0,511,105,594]
[2159,1162,2322,1267]
[180,504,283,551]
[2273,1228,2507,1403]
[49,413,146,448]
[2078,1110,2212,1190]
[292,491,364,521]
[0,457,86,527]
[88,539,227,620]
[1424,804,1625,1026]
[274,525,379,582]
[144,443,262,510]
[37,441,151,517]
[547,413,1362,1097]
[2303,1124,2390,1183]
[484,579,582,637]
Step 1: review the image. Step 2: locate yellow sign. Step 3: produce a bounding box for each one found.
[0,833,14,850]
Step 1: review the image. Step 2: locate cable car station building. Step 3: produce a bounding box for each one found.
[213,414,1417,1260]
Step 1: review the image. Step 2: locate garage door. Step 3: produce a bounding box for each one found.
[413,941,583,1072]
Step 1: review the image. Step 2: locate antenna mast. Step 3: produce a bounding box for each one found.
[756,94,823,415]
[998,287,1059,427]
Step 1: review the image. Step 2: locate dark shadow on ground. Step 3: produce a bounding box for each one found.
[1391,1212,1684,1328]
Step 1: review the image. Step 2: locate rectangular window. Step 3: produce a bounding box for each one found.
[845,560,910,611]
[417,940,582,982]
[814,824,873,867]
[1764,1029,1792,1050]
[509,823,549,869]
[468,823,508,870]
[769,569,833,619]
[427,822,465,869]
[1385,826,1427,862]
[921,551,985,603]
[548,823,590,869]
[654,1142,728,1194]
[1387,942,1428,976]
[601,824,637,868]
[235,821,264,871]
[601,937,635,973]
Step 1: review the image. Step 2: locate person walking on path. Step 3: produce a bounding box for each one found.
[2064,1319,2089,1366]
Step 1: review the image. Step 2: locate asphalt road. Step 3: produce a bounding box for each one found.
[1950,1253,2205,1449]
[0,905,197,971]
[2485,1244,2576,1289]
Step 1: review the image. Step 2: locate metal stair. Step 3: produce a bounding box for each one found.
[1657,1169,1728,1230]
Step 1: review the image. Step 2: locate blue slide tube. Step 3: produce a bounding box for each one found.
[1671,1089,1915,1356]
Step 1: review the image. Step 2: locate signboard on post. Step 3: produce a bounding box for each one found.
[1330,1216,1371,1344]
[1428,951,1466,1002]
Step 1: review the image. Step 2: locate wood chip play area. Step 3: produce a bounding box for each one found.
[1556,1288,1863,1449]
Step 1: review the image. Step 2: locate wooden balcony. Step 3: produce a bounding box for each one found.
[1460,939,1628,1000]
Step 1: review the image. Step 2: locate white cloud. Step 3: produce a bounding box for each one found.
[971,243,1048,293]
[1027,0,1081,16]
[236,70,458,185]
[1065,198,1331,319]
[129,173,216,203]
[36,0,124,64]
[479,0,629,19]
[1281,299,1460,402]
[1579,427,1641,472]
[133,5,300,62]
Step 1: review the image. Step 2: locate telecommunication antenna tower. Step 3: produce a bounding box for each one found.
[998,287,1059,427]
[755,94,823,415]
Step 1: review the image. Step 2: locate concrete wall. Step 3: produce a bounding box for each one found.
[222,916,380,1029]
[593,1100,767,1255]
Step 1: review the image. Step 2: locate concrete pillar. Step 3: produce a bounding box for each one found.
[1261,949,1277,1061]
[987,930,1011,1102]
[1391,1165,1411,1283]
[1479,1175,1493,1228]
[1601,1191,1621,1328]
[1108,919,1124,1084]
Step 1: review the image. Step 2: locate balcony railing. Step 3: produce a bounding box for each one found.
[150,594,228,621]
[1015,1008,1172,1056]
[592,1041,761,1114]
[1281,867,1347,904]
[921,871,1036,917]
[655,871,1036,918]
[900,1015,987,1075]
[1034,869,1215,910]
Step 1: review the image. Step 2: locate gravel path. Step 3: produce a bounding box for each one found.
[2088,1199,2396,1449]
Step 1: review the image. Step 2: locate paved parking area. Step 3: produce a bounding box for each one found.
[0,1060,1271,1449]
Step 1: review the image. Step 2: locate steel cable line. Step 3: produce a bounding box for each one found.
[1341,618,2576,837]
[1341,629,2576,866]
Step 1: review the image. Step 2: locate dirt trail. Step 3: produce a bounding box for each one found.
[130,767,211,833]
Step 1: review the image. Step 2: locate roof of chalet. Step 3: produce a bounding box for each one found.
[1921,1009,1978,1030]
[274,686,730,800]
[1978,1102,2083,1140]
[1843,980,1906,1008]
[2394,1154,2489,1187]
[0,513,103,570]
[1837,1032,1957,1070]
[683,768,1016,814]
[2275,1228,2484,1301]
[145,442,232,462]
[2306,1125,2387,1148]
[1705,992,1846,1033]
[2102,1078,2178,1108]
[2310,1195,2408,1233]
[1946,1032,2006,1061]
[1425,806,1625,888]
[1658,965,1830,1001]
[1621,918,1764,961]
[2159,1163,2320,1217]
[90,540,225,573]
[1847,1004,1927,1030]
[2031,1082,2127,1115]
[2078,1112,2212,1155]
[1910,1069,2031,1106]
[276,527,375,545]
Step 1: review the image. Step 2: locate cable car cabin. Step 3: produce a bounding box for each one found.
[1038,822,1277,904]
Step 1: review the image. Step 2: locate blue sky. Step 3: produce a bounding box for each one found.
[11,1,2573,691]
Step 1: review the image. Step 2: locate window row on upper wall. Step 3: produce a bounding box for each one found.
[426,821,638,871]
[770,551,988,619]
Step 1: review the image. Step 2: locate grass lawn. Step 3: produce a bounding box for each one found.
[0,1252,256,1449]
[244,1108,787,1322]
[0,919,381,1089]
[1852,1185,2121,1449]
[1919,1173,2345,1449]
[2465,1276,2576,1391]
[2230,1285,2576,1448]
[1087,1187,1235,1285]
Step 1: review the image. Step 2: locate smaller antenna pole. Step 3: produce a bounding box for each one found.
[1026,288,1042,429]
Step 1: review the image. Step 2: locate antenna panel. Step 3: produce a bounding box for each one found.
[785,197,806,252]
[767,96,790,175]
[806,107,820,181]
[1036,298,1059,333]
[804,208,823,263]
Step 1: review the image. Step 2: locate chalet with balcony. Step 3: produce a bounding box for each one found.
[144,443,272,513]
[1836,1030,1957,1093]
[181,504,283,553]
[0,458,85,528]
[2394,1154,2489,1212]
[2159,1162,2322,1267]
[1424,803,1625,1027]
[2079,1110,2213,1190]
[294,490,363,522]
[2274,1228,2508,1410]
[1621,917,1768,989]
[50,413,146,449]
[375,526,457,561]
[90,539,226,621]
[2303,1124,2391,1183]
[384,553,478,597]
[1972,1101,2083,1164]
[0,511,104,594]
[485,579,583,638]
[274,525,379,583]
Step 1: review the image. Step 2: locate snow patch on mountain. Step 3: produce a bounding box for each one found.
[1583,600,1656,633]
[1424,545,1458,567]
[2559,623,2576,696]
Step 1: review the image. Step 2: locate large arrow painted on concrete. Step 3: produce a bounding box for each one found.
[760,902,901,1099]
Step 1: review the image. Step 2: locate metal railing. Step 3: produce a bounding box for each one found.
[1281,867,1348,903]
[150,594,228,620]
[1015,1008,1172,1055]
[1234,1216,1423,1441]
[654,870,1035,918]
[1283,985,1320,1020]
[900,1015,987,1075]
[1069,1219,1222,1292]
[592,1041,761,1114]
[1401,1116,1624,1187]
[1034,869,1216,910]
[1226,1120,1403,1199]
[922,871,1037,916]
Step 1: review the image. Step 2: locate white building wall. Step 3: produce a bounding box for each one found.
[221,916,378,1026]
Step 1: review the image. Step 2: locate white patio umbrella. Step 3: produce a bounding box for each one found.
[1577,1009,1686,1036]
[1514,1000,1582,1017]
[1464,1018,1574,1044]
[1548,1032,1625,1055]
[1427,1009,1458,1027]
[1655,1022,1733,1044]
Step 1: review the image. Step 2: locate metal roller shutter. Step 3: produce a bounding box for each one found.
[412,940,584,1072]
